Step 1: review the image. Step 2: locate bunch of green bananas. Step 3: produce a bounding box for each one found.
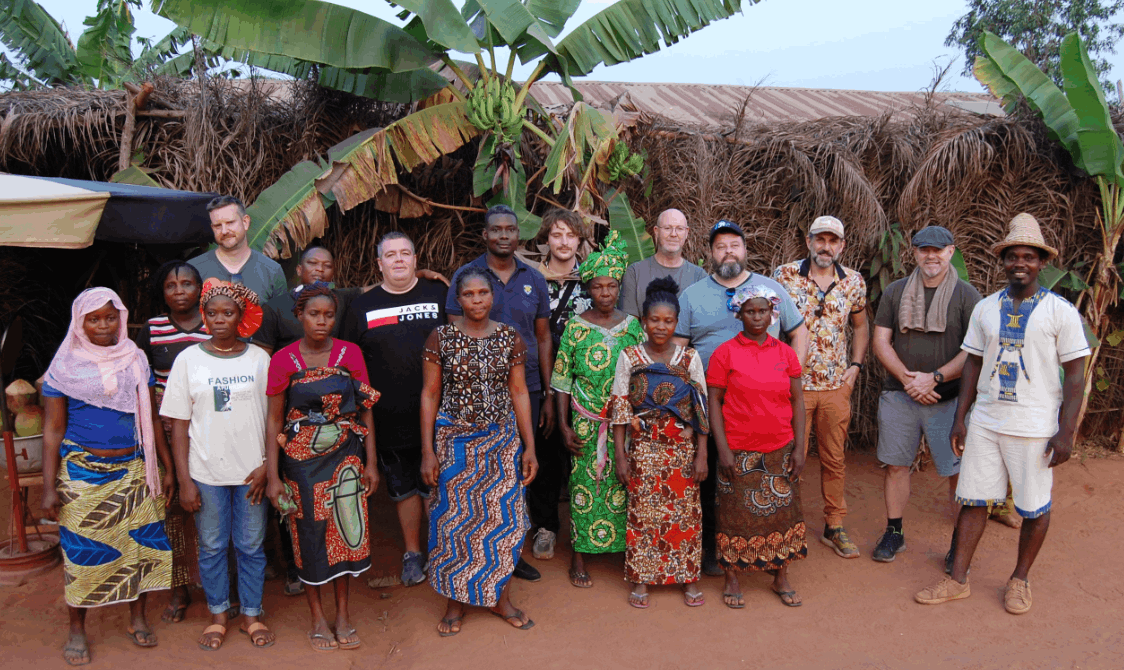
[606,141,645,181]
[465,77,524,144]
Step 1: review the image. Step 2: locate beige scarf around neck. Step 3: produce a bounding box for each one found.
[898,265,958,333]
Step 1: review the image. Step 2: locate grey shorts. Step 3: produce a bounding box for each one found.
[877,390,961,477]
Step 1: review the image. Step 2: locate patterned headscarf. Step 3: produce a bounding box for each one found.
[729,284,781,324]
[200,278,263,338]
[579,230,629,282]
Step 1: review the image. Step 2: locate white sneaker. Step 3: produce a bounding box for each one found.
[532,528,556,560]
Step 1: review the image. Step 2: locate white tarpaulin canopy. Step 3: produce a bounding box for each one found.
[0,174,219,249]
[0,175,111,249]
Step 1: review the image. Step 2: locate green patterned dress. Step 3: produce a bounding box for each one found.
[550,313,645,553]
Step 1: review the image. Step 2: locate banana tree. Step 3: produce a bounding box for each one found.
[153,0,756,263]
[975,30,1124,445]
[1,0,198,90]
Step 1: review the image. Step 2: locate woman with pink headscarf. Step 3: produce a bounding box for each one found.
[40,287,177,666]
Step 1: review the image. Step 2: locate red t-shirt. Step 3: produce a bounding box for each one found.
[266,339,370,396]
[706,333,802,453]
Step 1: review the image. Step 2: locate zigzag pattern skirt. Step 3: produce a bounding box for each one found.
[715,443,808,572]
[56,440,172,608]
[427,414,529,607]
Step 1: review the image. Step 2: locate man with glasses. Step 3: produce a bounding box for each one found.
[189,195,288,303]
[618,209,708,317]
[675,220,808,575]
[773,216,869,559]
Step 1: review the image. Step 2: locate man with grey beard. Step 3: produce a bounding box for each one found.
[774,216,869,559]
[675,219,808,575]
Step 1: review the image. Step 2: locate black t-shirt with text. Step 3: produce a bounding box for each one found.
[341,279,446,450]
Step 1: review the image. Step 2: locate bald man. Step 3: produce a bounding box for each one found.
[618,209,708,317]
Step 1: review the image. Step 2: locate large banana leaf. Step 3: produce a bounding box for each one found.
[975,31,1080,157]
[391,0,478,53]
[246,159,333,258]
[606,187,654,264]
[1059,33,1124,187]
[153,0,439,72]
[526,0,582,38]
[75,0,138,87]
[555,0,748,77]
[543,102,618,193]
[248,102,480,256]
[0,0,83,85]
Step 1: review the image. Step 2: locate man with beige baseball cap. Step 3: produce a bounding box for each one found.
[773,216,869,559]
[916,213,1089,615]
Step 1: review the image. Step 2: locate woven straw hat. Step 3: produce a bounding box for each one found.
[991,213,1058,262]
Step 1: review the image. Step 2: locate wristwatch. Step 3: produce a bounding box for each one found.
[933,370,945,384]
[849,362,863,371]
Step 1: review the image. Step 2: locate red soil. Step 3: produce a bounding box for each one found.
[2,451,1122,669]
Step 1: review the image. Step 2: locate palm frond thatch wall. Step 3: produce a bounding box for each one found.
[1,78,1121,449]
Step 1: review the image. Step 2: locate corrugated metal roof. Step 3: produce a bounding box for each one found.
[529,81,999,129]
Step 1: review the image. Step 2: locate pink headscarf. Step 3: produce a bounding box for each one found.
[45,287,160,498]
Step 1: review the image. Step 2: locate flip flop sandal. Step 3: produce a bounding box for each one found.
[683,591,706,607]
[490,608,535,630]
[568,569,594,588]
[628,591,650,609]
[162,600,190,623]
[773,589,802,607]
[63,636,90,666]
[241,622,276,648]
[197,624,227,652]
[126,627,158,648]
[307,631,337,652]
[722,592,746,609]
[335,627,361,650]
[437,617,463,638]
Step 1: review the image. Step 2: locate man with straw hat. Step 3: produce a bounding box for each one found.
[916,213,1090,615]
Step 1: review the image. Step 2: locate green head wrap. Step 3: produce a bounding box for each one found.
[579,230,629,283]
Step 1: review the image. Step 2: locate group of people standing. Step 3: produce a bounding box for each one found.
[37,193,1088,664]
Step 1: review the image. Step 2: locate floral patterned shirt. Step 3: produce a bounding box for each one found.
[772,259,867,391]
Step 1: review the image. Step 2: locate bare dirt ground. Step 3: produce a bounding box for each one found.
[2,450,1123,670]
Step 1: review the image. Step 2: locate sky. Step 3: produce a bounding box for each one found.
[23,0,1124,94]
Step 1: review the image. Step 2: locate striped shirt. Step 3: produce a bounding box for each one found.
[136,315,210,400]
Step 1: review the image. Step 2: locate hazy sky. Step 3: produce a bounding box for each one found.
[27,0,1124,93]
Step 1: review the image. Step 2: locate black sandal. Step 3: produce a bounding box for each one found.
[490,608,535,630]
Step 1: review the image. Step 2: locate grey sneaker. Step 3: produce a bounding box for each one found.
[402,551,426,587]
[532,528,556,560]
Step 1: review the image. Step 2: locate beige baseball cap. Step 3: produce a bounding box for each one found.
[808,215,844,238]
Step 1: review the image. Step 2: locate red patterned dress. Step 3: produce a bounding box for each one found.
[266,340,379,585]
[609,344,709,585]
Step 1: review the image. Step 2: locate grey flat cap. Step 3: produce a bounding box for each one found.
[911,226,954,248]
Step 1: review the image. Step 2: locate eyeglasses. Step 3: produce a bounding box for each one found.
[658,226,689,236]
[726,288,738,313]
[231,272,244,285]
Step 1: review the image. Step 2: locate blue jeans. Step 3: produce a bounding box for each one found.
[194,480,268,616]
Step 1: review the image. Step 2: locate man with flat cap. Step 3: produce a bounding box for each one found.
[871,225,981,568]
[916,214,1088,615]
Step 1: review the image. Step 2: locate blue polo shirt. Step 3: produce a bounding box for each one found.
[446,254,551,392]
[677,273,805,369]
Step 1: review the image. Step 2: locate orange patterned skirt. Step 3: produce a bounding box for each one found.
[624,414,702,585]
[715,443,807,572]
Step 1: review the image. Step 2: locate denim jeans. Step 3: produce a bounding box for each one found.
[194,480,268,616]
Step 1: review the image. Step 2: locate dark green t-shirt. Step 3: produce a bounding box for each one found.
[873,276,982,399]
